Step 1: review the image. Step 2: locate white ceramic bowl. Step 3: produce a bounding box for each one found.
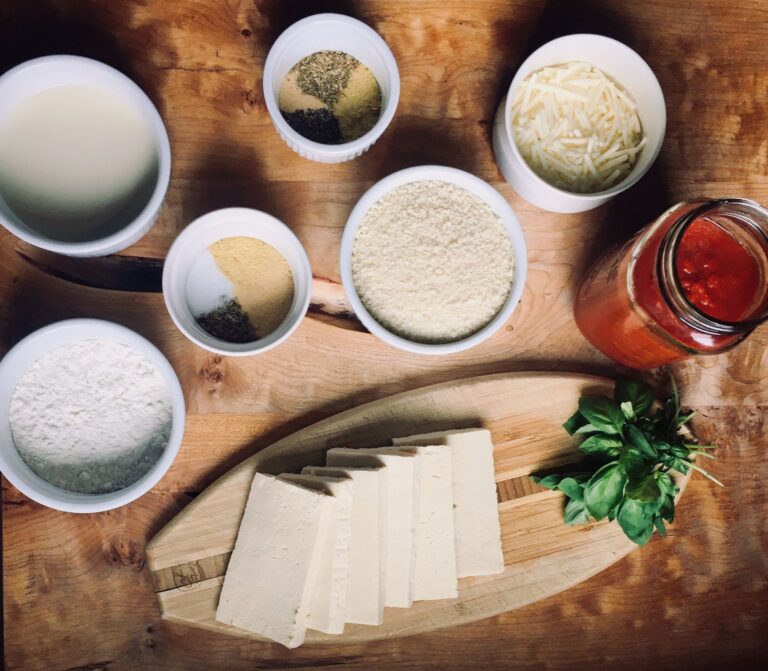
[340,165,528,355]
[493,34,666,213]
[263,13,400,163]
[163,208,312,356]
[0,55,171,257]
[0,319,186,513]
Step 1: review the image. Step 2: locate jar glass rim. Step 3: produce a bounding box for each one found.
[658,198,768,334]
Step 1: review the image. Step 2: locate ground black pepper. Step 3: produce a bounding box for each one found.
[196,298,258,343]
[282,108,343,144]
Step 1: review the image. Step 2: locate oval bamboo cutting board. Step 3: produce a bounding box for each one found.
[146,372,691,644]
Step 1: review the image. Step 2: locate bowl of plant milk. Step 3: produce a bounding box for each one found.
[0,56,171,257]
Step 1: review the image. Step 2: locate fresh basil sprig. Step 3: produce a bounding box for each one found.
[532,379,721,546]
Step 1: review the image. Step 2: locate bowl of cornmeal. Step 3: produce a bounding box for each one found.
[162,208,313,356]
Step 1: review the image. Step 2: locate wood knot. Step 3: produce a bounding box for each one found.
[102,540,146,571]
[241,28,251,37]
[242,88,257,108]
[201,355,225,385]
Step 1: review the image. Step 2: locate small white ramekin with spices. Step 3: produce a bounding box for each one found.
[263,13,400,163]
[163,208,313,356]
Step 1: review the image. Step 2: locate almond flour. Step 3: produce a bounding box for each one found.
[351,180,515,343]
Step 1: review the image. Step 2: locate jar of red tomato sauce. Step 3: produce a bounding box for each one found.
[575,198,768,369]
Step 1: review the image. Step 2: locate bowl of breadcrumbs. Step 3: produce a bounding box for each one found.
[340,165,528,355]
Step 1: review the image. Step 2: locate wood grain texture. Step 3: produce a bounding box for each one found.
[149,373,673,644]
[2,0,768,669]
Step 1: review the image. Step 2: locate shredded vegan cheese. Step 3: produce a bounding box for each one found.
[510,61,646,193]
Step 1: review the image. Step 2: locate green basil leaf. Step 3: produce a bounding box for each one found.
[626,475,662,502]
[642,496,665,517]
[654,516,667,537]
[625,424,658,460]
[669,457,690,475]
[557,477,585,501]
[615,379,655,416]
[655,471,678,497]
[619,447,647,479]
[617,498,655,545]
[578,395,626,435]
[574,422,601,435]
[584,462,627,521]
[660,494,676,523]
[607,500,622,521]
[564,497,590,525]
[578,434,623,459]
[531,474,562,490]
[563,410,588,435]
[620,401,635,421]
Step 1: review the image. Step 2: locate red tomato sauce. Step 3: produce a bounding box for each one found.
[574,201,768,369]
[676,217,761,322]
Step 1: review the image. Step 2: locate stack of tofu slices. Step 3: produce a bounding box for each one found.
[216,428,504,648]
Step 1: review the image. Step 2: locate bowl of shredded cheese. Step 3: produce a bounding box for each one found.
[493,34,666,213]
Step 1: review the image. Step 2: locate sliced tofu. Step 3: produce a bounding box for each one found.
[394,428,504,577]
[279,474,353,635]
[326,447,418,608]
[303,465,386,625]
[216,473,333,648]
[390,444,457,600]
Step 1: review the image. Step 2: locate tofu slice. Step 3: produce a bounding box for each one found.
[279,474,353,635]
[390,444,457,600]
[394,428,504,577]
[303,465,386,625]
[326,447,418,608]
[216,473,334,648]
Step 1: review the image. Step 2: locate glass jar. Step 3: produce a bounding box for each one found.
[574,198,768,369]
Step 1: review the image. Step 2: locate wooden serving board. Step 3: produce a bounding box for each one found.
[146,372,690,644]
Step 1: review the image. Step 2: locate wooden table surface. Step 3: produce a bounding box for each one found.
[2,1,767,669]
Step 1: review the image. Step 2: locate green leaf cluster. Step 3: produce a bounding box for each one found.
[531,379,721,546]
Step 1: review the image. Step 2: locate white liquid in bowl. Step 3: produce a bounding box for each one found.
[0,84,159,242]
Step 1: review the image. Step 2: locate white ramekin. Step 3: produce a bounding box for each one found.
[493,34,666,214]
[263,13,400,163]
[0,319,186,513]
[0,55,171,257]
[163,208,312,356]
[340,165,528,355]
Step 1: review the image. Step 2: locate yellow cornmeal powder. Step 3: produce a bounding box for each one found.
[209,237,294,338]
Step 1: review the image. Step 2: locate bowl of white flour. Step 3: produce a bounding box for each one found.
[0,319,185,513]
